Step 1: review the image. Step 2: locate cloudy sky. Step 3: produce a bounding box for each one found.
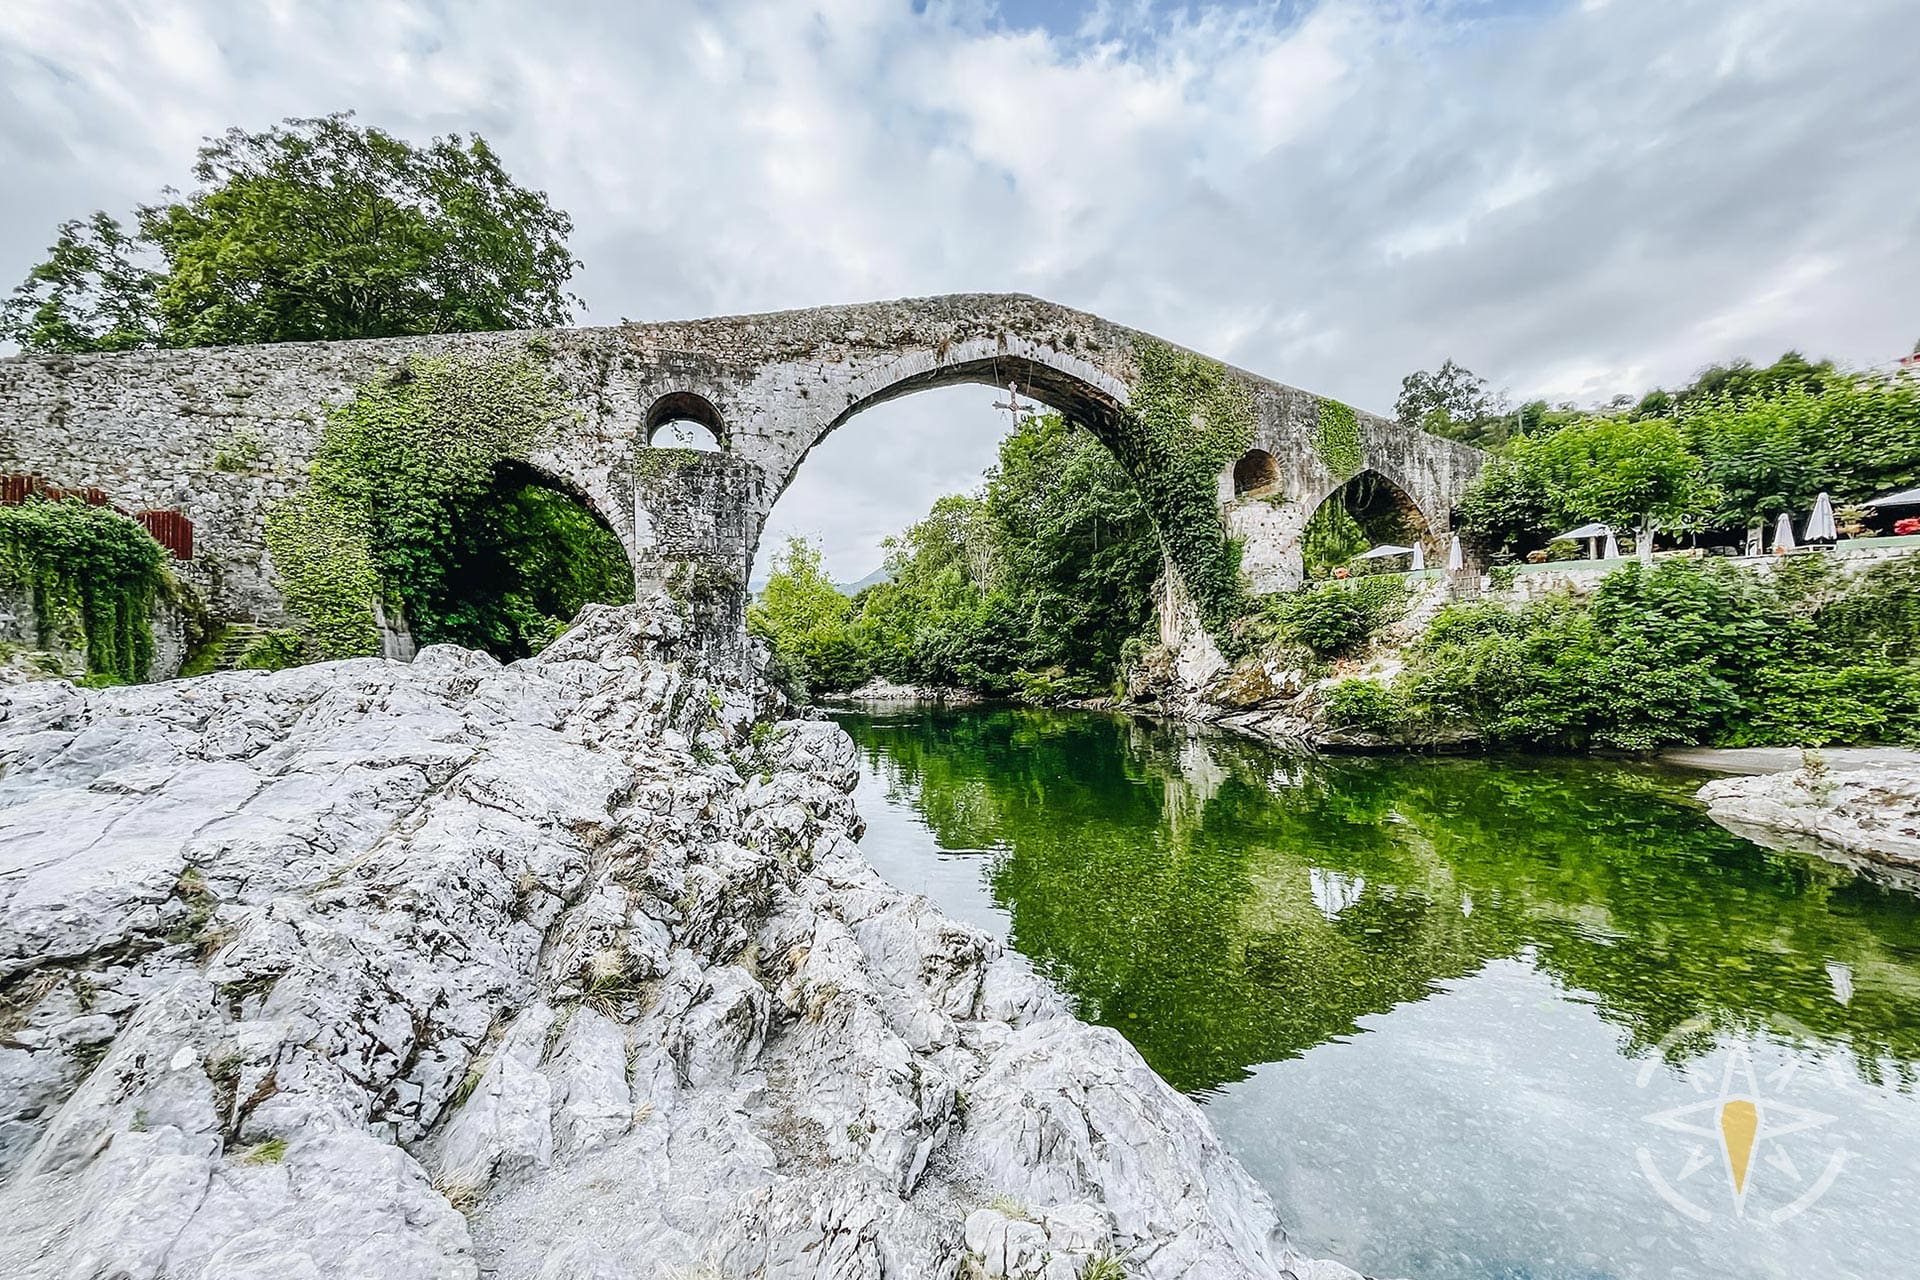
[4,0,1916,581]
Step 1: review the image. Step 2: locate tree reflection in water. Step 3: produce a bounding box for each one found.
[840,707,1920,1095]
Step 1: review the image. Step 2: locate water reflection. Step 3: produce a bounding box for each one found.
[840,707,1920,1278]
[842,707,1920,1092]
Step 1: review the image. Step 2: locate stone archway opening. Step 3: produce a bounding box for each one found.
[413,459,635,660]
[751,352,1137,591]
[1302,469,1433,580]
[747,359,1157,698]
[645,391,724,451]
[1233,449,1280,497]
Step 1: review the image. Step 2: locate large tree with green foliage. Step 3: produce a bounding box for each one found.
[1681,376,1920,528]
[1395,359,1508,447]
[981,413,1161,680]
[748,537,870,697]
[2,113,578,353]
[1457,414,1715,553]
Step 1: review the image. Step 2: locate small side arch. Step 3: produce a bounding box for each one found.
[1232,449,1280,497]
[645,390,725,451]
[1300,467,1437,578]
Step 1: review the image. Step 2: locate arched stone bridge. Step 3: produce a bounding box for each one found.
[0,294,1482,663]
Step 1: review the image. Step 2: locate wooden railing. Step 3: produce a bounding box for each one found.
[0,472,195,560]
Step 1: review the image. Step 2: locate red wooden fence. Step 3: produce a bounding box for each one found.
[1,472,195,560]
[135,509,194,561]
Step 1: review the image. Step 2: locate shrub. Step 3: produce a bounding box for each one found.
[1394,557,1920,751]
[1268,577,1409,657]
[0,498,168,682]
[1320,679,1403,734]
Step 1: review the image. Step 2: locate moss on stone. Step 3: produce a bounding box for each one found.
[1109,338,1255,646]
[0,498,167,682]
[1313,397,1362,478]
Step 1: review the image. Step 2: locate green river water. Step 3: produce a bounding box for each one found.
[835,706,1920,1280]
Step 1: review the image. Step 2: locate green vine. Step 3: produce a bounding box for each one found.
[266,351,573,658]
[1111,339,1256,645]
[1313,397,1363,478]
[0,498,167,682]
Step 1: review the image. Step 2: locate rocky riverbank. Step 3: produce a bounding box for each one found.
[1698,764,1920,874]
[0,600,1355,1280]
[836,677,989,705]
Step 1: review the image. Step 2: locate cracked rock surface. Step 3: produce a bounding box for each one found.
[0,602,1356,1280]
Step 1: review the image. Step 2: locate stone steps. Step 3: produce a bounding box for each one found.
[209,623,268,672]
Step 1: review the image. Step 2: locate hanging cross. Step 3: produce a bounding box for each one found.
[991,382,1037,430]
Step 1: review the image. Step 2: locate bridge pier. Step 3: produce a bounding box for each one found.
[632,449,756,670]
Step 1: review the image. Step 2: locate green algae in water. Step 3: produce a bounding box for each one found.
[840,706,1920,1280]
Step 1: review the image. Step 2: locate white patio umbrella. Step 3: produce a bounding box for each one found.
[1555,522,1612,559]
[1446,534,1464,571]
[1773,512,1796,553]
[1805,491,1838,542]
[1354,544,1414,560]
[1638,525,1654,564]
[1602,530,1620,559]
[1411,543,1426,571]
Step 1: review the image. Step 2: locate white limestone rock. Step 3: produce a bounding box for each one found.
[1698,766,1920,867]
[0,600,1357,1280]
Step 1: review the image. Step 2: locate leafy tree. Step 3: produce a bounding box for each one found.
[0,214,162,353]
[1528,415,1714,531]
[1395,359,1501,444]
[1682,376,1920,527]
[1457,415,1714,553]
[748,537,868,697]
[2,113,578,352]
[1676,351,1836,407]
[752,414,1160,700]
[982,414,1160,680]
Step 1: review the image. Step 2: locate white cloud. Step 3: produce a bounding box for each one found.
[2,0,1915,580]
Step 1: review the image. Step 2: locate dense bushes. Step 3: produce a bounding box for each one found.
[0,498,169,682]
[1262,576,1409,657]
[1320,678,1404,734]
[1388,557,1920,750]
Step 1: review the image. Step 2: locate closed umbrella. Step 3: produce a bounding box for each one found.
[1446,534,1464,572]
[1805,492,1838,543]
[1602,530,1620,559]
[1773,512,1796,553]
[1638,526,1654,564]
[1411,543,1426,571]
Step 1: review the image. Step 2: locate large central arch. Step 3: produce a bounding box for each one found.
[757,345,1134,571]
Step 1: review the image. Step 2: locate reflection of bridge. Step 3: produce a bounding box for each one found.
[0,294,1482,660]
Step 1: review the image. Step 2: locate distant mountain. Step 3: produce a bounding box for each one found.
[744,565,891,598]
[835,566,890,596]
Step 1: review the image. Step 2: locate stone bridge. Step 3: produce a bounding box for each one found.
[0,294,1482,664]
